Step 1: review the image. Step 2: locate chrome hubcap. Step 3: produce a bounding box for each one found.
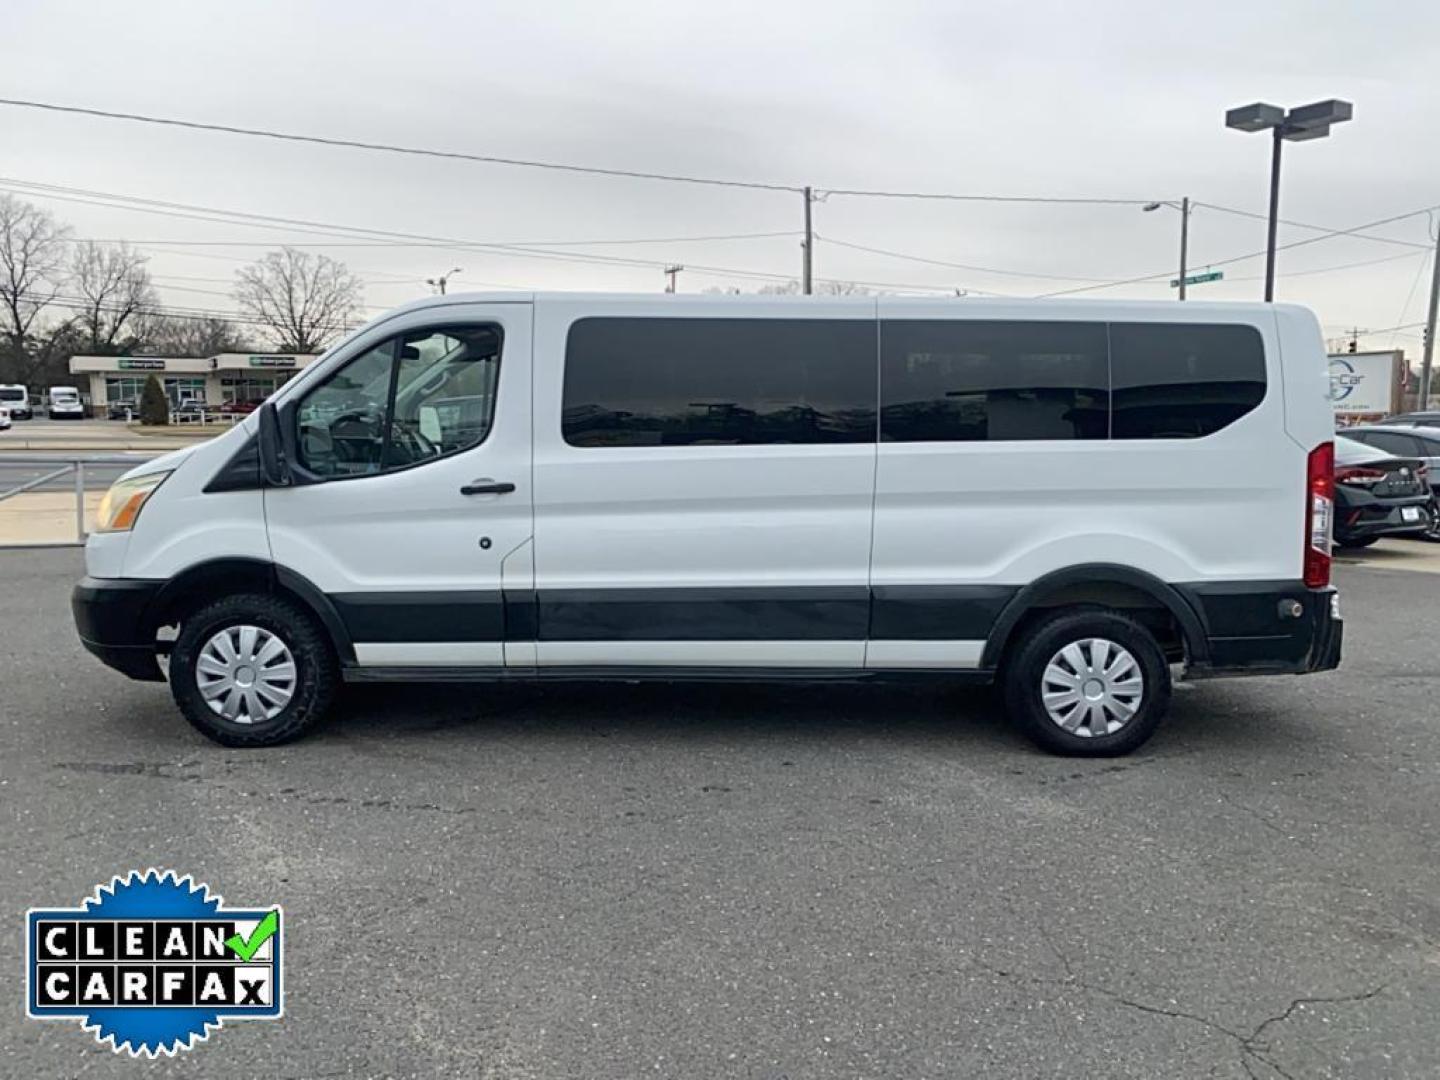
[1041,638,1144,738]
[196,625,296,724]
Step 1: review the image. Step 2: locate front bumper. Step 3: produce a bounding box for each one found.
[1179,582,1343,678]
[71,577,164,681]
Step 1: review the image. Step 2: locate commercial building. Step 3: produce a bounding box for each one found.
[1327,349,1407,427]
[69,352,319,416]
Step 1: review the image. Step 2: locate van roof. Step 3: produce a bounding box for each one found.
[380,290,1307,318]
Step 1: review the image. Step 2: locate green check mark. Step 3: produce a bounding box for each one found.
[225,910,279,962]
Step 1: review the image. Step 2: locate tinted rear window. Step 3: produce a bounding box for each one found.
[1110,323,1266,439]
[1350,431,1423,458]
[563,318,876,447]
[880,320,1109,442]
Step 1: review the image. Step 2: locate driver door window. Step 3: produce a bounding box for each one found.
[297,325,502,479]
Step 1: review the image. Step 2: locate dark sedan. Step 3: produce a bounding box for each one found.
[1333,436,1431,548]
[1343,425,1440,541]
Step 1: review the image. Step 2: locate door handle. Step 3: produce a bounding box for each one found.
[460,480,516,495]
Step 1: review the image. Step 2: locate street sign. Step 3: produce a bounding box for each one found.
[1170,270,1223,288]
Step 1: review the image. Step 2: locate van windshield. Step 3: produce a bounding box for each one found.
[0,389,23,402]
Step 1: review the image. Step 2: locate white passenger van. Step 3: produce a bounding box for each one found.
[47,386,85,420]
[0,384,32,420]
[72,294,1342,755]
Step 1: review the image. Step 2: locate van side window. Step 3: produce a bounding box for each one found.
[296,324,502,478]
[880,320,1108,442]
[1110,323,1266,439]
[563,317,876,447]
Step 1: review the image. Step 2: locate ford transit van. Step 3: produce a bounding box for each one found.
[71,294,1342,754]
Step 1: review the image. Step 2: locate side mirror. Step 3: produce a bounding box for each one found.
[257,402,292,487]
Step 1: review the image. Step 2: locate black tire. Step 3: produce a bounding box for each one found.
[1335,536,1378,549]
[1002,607,1172,757]
[170,593,338,747]
[1423,502,1440,543]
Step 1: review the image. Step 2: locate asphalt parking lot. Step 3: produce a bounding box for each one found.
[2,548,1438,1079]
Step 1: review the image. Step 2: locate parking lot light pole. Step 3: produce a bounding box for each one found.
[1225,99,1353,302]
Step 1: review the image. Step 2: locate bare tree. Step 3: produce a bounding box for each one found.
[233,248,362,353]
[71,241,158,354]
[135,313,254,357]
[0,194,72,383]
[757,280,874,297]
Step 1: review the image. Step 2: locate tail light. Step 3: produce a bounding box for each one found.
[1305,442,1334,588]
[1334,465,1386,486]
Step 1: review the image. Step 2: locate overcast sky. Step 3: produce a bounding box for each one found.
[3,0,1438,352]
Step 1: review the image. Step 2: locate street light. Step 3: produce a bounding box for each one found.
[1225,99,1353,302]
[1143,198,1192,300]
[426,268,462,295]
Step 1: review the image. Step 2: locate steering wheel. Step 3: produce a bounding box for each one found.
[386,417,438,464]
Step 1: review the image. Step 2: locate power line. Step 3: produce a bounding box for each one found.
[1225,249,1426,282]
[0,97,1165,206]
[1037,202,1440,298]
[68,229,803,249]
[0,98,802,193]
[0,178,801,282]
[816,186,1155,206]
[1193,200,1433,251]
[1,177,966,294]
[817,235,1129,283]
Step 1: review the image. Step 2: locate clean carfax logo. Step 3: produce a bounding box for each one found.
[26,869,283,1057]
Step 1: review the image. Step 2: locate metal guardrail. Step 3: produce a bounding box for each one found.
[0,453,159,547]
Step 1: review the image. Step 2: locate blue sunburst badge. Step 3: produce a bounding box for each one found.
[26,869,283,1057]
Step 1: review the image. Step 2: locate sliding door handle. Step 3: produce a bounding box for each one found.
[460,480,516,495]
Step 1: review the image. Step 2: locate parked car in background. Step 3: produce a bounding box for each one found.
[219,399,263,417]
[0,405,11,431]
[1383,410,1440,428]
[47,386,85,420]
[107,399,137,421]
[1343,424,1440,540]
[0,384,32,420]
[1333,435,1431,547]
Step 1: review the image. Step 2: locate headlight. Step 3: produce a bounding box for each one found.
[94,472,170,533]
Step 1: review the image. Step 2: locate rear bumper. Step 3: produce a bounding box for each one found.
[1336,492,1430,542]
[1178,581,1342,678]
[71,577,164,681]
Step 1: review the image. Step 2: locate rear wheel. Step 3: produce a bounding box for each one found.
[1002,608,1171,756]
[170,593,338,747]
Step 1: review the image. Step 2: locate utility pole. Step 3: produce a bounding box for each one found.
[427,267,462,295]
[1421,222,1440,407]
[802,186,814,296]
[1177,196,1190,301]
[664,265,684,293]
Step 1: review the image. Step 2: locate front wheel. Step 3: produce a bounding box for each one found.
[1335,536,1378,549]
[170,593,338,747]
[1002,608,1172,756]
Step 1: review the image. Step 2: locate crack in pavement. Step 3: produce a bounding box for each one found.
[970,930,1388,1079]
[51,760,480,816]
